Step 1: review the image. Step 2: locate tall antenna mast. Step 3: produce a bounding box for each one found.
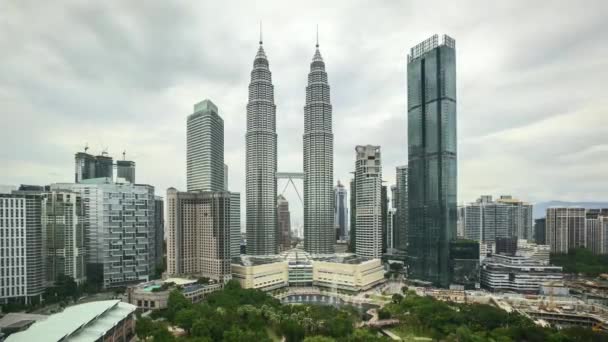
[259,21,263,45]
[316,24,319,48]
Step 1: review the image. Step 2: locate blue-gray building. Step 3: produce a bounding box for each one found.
[334,181,348,241]
[407,34,457,288]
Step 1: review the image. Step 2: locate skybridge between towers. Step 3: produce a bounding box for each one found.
[276,172,304,206]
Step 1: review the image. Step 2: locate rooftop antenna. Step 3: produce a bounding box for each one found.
[259,21,263,45]
[122,150,126,160]
[102,147,108,156]
[84,143,89,153]
[316,24,319,48]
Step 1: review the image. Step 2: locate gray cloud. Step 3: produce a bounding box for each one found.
[1,0,607,229]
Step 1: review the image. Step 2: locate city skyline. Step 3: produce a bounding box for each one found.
[2,2,608,230]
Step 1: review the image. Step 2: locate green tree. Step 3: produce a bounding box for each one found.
[191,318,212,338]
[175,308,197,333]
[135,317,155,340]
[223,326,271,342]
[224,279,242,291]
[281,318,306,342]
[303,336,336,342]
[166,289,191,322]
[324,314,353,337]
[45,274,80,303]
[151,325,175,342]
[377,308,391,320]
[341,329,388,341]
[391,293,403,304]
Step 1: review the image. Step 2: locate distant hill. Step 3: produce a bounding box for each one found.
[533,201,608,219]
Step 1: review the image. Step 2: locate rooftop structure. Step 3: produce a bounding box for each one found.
[127,278,222,311]
[407,34,455,62]
[7,300,136,342]
[0,313,47,337]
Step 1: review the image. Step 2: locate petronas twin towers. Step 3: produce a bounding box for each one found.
[246,35,334,256]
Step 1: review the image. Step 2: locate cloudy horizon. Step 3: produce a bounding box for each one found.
[1,1,607,228]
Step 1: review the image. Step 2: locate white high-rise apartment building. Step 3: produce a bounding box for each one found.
[166,189,232,282]
[51,179,156,288]
[462,195,533,243]
[0,192,45,304]
[582,209,608,255]
[187,99,224,192]
[246,39,278,255]
[353,145,382,259]
[546,207,586,254]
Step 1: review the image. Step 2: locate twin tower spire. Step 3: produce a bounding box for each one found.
[246,26,334,256]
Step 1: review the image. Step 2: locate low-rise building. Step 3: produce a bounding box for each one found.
[450,240,480,289]
[481,254,563,294]
[231,256,289,291]
[6,300,136,342]
[232,249,385,293]
[127,277,222,311]
[312,256,384,292]
[0,313,47,338]
[516,240,550,264]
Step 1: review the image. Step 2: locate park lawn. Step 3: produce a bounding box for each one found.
[266,326,282,342]
[387,324,433,341]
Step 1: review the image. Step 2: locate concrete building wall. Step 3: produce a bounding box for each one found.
[0,193,45,304]
[354,145,382,259]
[166,189,232,283]
[231,261,288,290]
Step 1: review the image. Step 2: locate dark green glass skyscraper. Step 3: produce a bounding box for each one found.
[407,34,457,288]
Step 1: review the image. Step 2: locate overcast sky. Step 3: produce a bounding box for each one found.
[1,1,607,230]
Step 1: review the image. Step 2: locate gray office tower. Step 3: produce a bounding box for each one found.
[154,196,164,268]
[394,166,408,253]
[246,38,278,255]
[407,34,457,288]
[303,39,334,255]
[349,179,356,252]
[95,153,113,179]
[51,179,156,288]
[187,99,224,192]
[75,151,113,182]
[381,185,388,253]
[117,160,136,183]
[230,192,241,258]
[334,181,348,241]
[75,152,96,182]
